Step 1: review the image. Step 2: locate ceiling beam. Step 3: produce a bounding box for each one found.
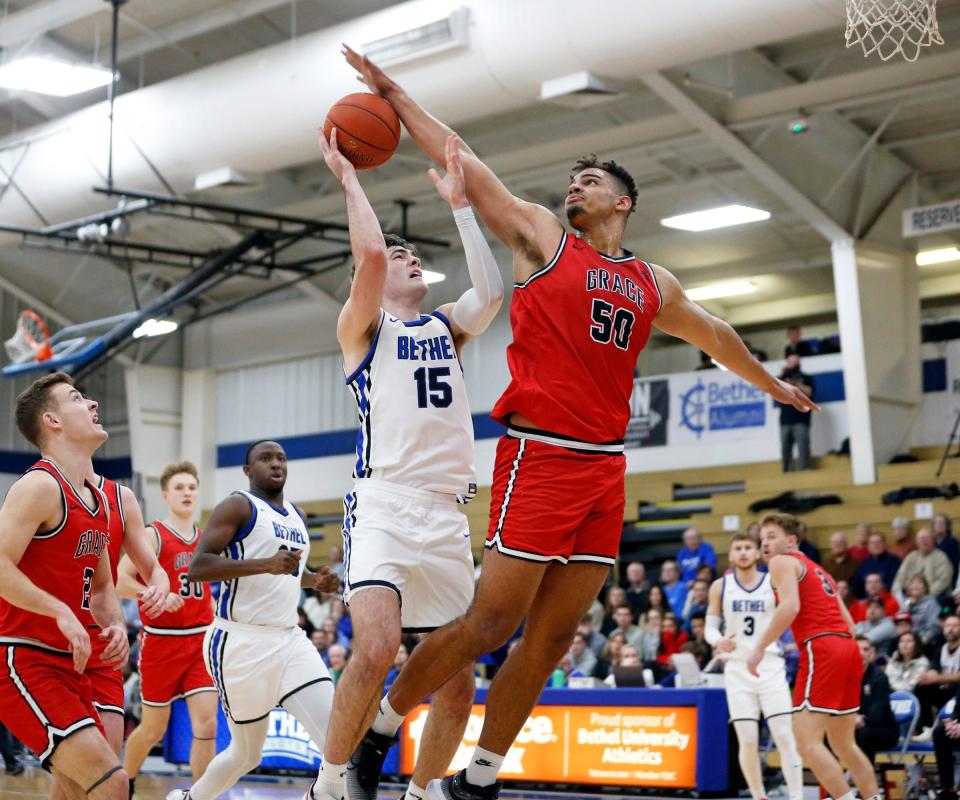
[0,0,104,48]
[641,71,850,243]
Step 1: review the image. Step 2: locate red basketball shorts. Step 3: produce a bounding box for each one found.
[86,628,125,716]
[0,645,103,768]
[485,430,626,566]
[140,630,215,707]
[793,633,863,714]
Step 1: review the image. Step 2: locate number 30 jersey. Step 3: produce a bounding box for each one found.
[721,572,781,661]
[491,232,662,444]
[346,309,476,500]
[140,521,212,635]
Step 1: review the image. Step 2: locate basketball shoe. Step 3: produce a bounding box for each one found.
[345,728,398,800]
[426,771,501,799]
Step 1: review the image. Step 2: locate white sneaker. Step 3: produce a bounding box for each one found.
[307,777,345,800]
[912,726,934,743]
[165,792,190,800]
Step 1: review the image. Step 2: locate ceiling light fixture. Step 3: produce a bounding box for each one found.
[0,56,112,97]
[687,280,758,302]
[362,7,469,67]
[132,319,178,339]
[916,246,960,266]
[661,204,771,232]
[422,270,446,284]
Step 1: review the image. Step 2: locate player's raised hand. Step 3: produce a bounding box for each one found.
[138,584,166,619]
[307,566,341,595]
[266,547,301,576]
[746,646,763,677]
[715,634,737,654]
[768,377,820,414]
[57,612,92,673]
[341,43,399,99]
[429,133,469,210]
[99,624,130,669]
[318,127,356,184]
[162,591,185,613]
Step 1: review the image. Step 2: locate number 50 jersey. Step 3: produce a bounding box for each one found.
[721,571,781,661]
[346,309,476,500]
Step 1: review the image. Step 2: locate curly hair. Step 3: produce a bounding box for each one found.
[571,154,638,213]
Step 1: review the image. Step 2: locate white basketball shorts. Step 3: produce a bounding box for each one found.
[724,656,793,722]
[342,478,475,632]
[203,618,333,724]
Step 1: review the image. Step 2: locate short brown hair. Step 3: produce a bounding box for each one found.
[731,531,758,545]
[760,512,802,539]
[383,233,419,258]
[160,461,199,491]
[15,371,74,448]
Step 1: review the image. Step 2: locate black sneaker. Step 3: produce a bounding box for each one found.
[345,729,398,800]
[425,771,501,799]
[5,761,23,776]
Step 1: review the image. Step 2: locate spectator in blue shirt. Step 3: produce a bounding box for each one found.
[659,560,688,616]
[852,531,901,598]
[797,522,822,564]
[677,527,717,585]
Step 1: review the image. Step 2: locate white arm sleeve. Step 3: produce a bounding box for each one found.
[705,614,724,646]
[450,206,505,336]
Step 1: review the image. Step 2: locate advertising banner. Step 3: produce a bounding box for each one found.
[625,378,669,448]
[401,703,698,788]
[259,709,322,769]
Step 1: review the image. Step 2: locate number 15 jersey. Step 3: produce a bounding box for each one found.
[346,309,476,500]
[491,233,662,444]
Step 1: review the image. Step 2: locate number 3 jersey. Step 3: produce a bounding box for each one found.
[346,309,476,499]
[721,571,781,661]
[491,232,661,444]
[140,521,212,634]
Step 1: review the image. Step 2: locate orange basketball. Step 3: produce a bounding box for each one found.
[324,93,401,169]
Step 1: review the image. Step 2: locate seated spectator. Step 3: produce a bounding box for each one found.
[688,612,713,661]
[658,641,712,688]
[905,574,944,643]
[853,531,901,598]
[893,528,954,600]
[601,586,630,634]
[889,517,916,561]
[932,687,960,800]
[695,563,715,584]
[797,522,821,564]
[327,644,348,684]
[310,629,328,654]
[915,614,960,736]
[849,523,873,561]
[603,644,643,687]
[577,613,607,658]
[322,615,350,649]
[677,527,717,585]
[657,613,689,667]
[568,632,599,678]
[695,350,714,371]
[853,573,900,622]
[934,513,960,581]
[610,604,642,648]
[784,324,813,358]
[586,594,605,631]
[894,610,915,640]
[385,642,409,686]
[645,583,673,620]
[635,609,663,664]
[837,580,858,614]
[855,636,900,763]
[825,531,861,584]
[624,562,650,619]
[602,631,627,672]
[682,579,710,629]
[886,631,931,693]
[660,560,688,614]
[855,597,898,655]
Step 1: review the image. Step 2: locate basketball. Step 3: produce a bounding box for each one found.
[323,93,401,169]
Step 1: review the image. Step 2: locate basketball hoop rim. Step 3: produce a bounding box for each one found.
[17,310,54,361]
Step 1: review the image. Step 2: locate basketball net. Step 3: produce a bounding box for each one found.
[845,0,943,62]
[4,310,53,364]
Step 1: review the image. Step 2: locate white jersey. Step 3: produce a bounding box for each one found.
[216,490,308,628]
[346,309,476,499]
[721,571,781,661]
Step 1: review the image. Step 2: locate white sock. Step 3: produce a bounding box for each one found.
[315,759,347,797]
[465,747,504,787]
[372,695,405,738]
[405,782,427,800]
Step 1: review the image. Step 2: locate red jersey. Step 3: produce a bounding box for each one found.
[0,459,110,653]
[491,232,661,443]
[787,551,851,643]
[140,521,212,633]
[96,476,124,587]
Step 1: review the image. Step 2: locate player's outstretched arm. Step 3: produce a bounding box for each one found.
[0,471,91,672]
[319,127,388,358]
[188,495,301,582]
[342,44,561,271]
[118,486,170,618]
[88,551,129,668]
[747,555,800,675]
[652,264,820,414]
[430,133,504,347]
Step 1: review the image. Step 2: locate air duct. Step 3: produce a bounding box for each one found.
[0,0,842,229]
